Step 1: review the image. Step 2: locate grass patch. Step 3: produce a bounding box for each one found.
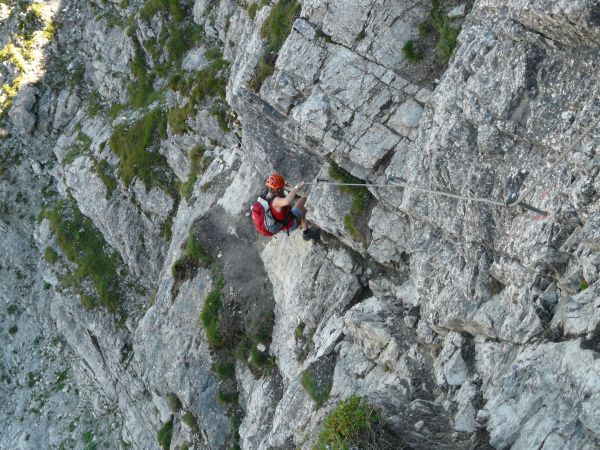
[128,40,162,108]
[44,198,122,311]
[210,99,231,132]
[316,396,383,450]
[248,56,275,92]
[248,0,300,92]
[108,109,173,192]
[294,322,305,339]
[328,161,373,215]
[247,2,259,20]
[180,145,211,201]
[217,389,238,404]
[301,370,331,408]
[157,418,174,450]
[579,277,589,292]
[214,362,235,379]
[165,393,182,412]
[94,159,118,198]
[343,214,361,241]
[328,161,374,240]
[167,105,193,134]
[429,1,461,62]
[182,411,199,433]
[200,274,225,348]
[44,246,59,264]
[402,40,422,62]
[260,0,301,54]
[172,232,213,279]
[140,0,184,22]
[63,132,92,165]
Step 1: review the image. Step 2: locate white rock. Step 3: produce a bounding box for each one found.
[448,5,466,18]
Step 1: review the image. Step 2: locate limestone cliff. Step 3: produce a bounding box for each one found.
[1,0,599,449]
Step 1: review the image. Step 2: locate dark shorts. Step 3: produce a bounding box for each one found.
[288,207,304,232]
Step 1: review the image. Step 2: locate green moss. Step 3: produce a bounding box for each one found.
[316,396,381,450]
[579,277,589,291]
[63,131,92,165]
[402,40,422,62]
[157,418,173,450]
[214,362,235,379]
[108,109,172,192]
[301,370,331,408]
[44,246,59,264]
[200,275,225,348]
[44,198,123,311]
[94,160,118,198]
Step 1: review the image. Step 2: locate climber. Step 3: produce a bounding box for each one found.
[251,173,320,241]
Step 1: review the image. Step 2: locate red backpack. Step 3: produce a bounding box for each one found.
[251,195,288,237]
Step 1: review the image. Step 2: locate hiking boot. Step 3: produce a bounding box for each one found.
[302,228,320,241]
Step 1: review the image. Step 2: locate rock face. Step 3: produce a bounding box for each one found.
[1,0,600,449]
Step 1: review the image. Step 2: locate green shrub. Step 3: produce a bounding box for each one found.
[8,325,18,335]
[44,246,59,264]
[402,40,422,62]
[260,0,301,54]
[157,418,173,450]
[108,109,172,192]
[579,277,589,291]
[45,198,122,311]
[356,30,366,41]
[316,396,382,450]
[301,370,331,408]
[214,362,235,379]
[200,275,225,348]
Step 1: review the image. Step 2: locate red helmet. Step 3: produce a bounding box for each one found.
[266,173,285,190]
